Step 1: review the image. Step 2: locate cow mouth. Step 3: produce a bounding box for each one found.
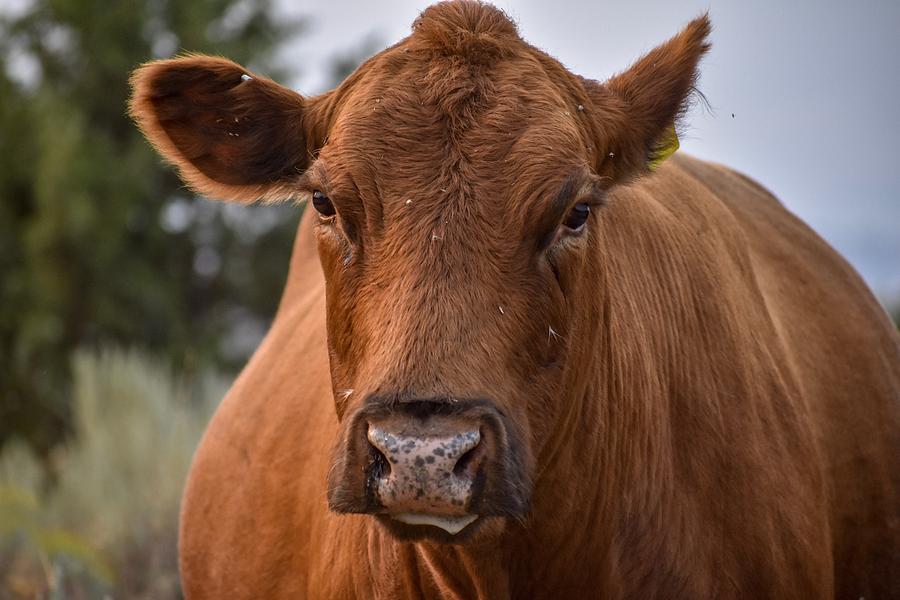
[373,512,492,543]
[390,512,479,535]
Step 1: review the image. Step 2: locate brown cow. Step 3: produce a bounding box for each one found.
[129,2,900,598]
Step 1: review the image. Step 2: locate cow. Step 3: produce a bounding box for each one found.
[129,2,900,598]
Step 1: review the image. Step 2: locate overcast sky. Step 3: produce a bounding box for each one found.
[280,1,900,300]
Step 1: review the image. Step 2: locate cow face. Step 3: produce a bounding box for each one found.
[130,2,708,543]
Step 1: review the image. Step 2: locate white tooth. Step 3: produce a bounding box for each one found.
[392,513,479,535]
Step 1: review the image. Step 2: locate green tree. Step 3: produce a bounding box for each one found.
[0,0,305,458]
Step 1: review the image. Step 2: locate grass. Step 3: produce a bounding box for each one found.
[0,348,228,598]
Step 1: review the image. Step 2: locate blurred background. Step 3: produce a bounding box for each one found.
[0,0,897,596]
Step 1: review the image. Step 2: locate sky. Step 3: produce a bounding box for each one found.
[277,0,900,303]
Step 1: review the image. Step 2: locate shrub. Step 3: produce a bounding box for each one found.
[0,348,227,598]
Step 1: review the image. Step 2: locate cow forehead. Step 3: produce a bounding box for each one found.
[332,41,582,142]
[316,56,588,218]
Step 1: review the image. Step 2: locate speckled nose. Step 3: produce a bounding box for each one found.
[367,423,482,514]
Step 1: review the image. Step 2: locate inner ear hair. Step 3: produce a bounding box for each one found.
[129,55,313,203]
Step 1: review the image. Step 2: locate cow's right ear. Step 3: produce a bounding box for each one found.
[129,55,323,203]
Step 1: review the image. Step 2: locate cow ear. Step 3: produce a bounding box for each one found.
[583,15,711,182]
[129,55,322,203]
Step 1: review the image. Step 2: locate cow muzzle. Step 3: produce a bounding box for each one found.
[367,419,483,534]
[327,398,531,540]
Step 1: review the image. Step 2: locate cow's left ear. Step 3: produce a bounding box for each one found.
[129,55,327,203]
[582,15,711,182]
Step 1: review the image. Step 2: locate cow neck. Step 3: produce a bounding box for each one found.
[514,228,689,591]
[521,186,820,593]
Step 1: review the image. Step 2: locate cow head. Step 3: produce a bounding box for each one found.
[130,2,709,543]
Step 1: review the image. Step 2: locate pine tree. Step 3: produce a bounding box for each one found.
[0,0,306,457]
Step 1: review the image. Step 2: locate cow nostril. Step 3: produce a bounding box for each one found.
[369,443,391,479]
[452,440,484,479]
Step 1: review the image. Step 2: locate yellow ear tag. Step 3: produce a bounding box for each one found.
[648,124,680,171]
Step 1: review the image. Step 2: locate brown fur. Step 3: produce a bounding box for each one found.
[129,2,900,598]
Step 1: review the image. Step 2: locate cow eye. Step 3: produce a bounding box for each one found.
[562,202,590,231]
[312,191,336,217]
